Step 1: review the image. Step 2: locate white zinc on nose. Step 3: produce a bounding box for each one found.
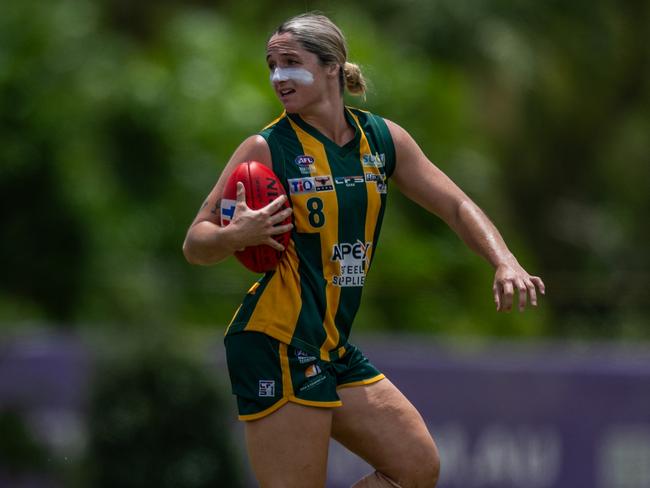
[270,67,314,85]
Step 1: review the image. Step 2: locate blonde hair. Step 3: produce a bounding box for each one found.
[272,13,367,97]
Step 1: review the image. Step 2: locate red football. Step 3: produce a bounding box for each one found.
[221,161,292,273]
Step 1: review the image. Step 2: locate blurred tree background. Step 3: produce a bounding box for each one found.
[1,0,649,340]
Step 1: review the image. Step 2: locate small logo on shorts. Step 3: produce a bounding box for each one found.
[258,380,276,397]
[295,349,317,364]
[305,364,322,378]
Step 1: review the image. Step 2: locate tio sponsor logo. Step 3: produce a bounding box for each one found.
[289,177,315,194]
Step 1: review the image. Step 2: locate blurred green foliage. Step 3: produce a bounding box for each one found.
[1,0,648,338]
[85,341,242,487]
[0,409,51,477]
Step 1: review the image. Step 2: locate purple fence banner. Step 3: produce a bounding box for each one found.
[325,337,650,488]
[1,333,649,488]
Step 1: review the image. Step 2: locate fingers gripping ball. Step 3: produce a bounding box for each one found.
[221,161,292,273]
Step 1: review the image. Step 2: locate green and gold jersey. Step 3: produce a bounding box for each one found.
[226,107,396,361]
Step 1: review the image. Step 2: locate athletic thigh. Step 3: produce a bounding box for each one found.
[245,402,332,488]
[332,378,440,488]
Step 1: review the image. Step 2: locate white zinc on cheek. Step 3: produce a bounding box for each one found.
[270,67,315,85]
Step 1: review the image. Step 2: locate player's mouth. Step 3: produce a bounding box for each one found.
[279,88,296,99]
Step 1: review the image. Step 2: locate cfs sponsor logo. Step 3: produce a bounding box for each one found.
[294,155,315,174]
[220,198,237,225]
[305,364,322,378]
[258,380,275,397]
[334,176,365,187]
[295,349,317,364]
[288,175,334,194]
[331,240,372,287]
[362,153,385,168]
[365,173,387,194]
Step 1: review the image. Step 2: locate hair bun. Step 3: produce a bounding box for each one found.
[343,62,367,97]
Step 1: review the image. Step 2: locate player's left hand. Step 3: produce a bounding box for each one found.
[493,261,545,312]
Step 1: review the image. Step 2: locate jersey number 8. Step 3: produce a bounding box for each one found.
[307,197,325,228]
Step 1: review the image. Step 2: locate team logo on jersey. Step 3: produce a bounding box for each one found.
[220,198,237,225]
[314,175,334,191]
[288,175,334,194]
[258,380,275,397]
[331,240,372,287]
[305,364,322,378]
[334,176,365,187]
[365,173,387,194]
[362,153,385,168]
[294,155,315,174]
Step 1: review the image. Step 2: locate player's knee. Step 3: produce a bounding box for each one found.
[399,440,440,488]
[355,442,439,488]
[424,446,441,487]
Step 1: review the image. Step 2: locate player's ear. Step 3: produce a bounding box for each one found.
[326,63,340,79]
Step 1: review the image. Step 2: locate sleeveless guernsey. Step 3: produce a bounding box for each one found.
[226,107,396,361]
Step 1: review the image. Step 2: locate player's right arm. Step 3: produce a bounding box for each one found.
[182,135,293,266]
[386,119,544,312]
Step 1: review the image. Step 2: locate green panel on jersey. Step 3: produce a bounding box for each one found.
[293,232,328,350]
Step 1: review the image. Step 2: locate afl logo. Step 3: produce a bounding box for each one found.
[295,155,315,173]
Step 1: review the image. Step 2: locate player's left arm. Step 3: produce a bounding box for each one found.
[385,118,545,312]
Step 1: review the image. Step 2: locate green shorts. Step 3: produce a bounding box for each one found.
[224,332,385,421]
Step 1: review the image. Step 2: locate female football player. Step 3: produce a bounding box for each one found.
[183,12,545,488]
